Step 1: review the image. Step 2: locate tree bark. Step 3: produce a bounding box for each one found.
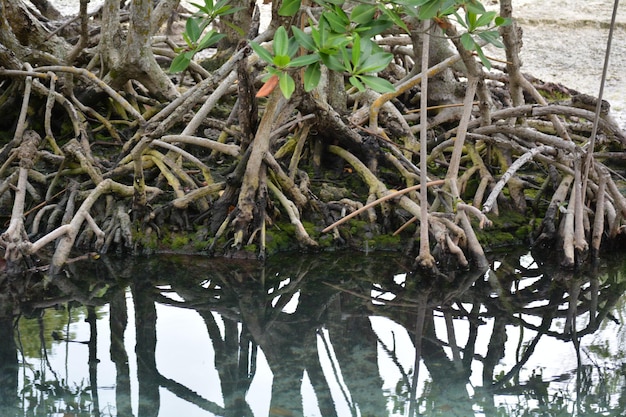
[100,0,179,100]
[0,0,69,64]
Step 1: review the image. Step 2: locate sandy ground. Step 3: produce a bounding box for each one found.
[46,0,626,129]
[489,0,626,129]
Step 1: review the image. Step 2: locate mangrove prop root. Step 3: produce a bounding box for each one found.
[321,176,446,233]
[1,7,625,273]
[267,180,317,248]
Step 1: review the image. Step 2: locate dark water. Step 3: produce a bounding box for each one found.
[0,250,625,417]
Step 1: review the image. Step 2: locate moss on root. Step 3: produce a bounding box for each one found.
[130,199,542,259]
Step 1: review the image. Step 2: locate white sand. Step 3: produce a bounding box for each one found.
[489,0,626,128]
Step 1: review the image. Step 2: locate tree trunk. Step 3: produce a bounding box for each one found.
[232,91,286,248]
[100,0,179,100]
[0,0,69,64]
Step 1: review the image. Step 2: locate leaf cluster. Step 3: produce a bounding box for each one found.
[169,0,242,73]
[174,0,511,96]
[253,0,400,98]
[408,0,511,68]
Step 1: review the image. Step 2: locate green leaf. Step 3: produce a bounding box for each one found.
[465,11,477,30]
[279,0,301,16]
[197,30,225,50]
[273,54,291,67]
[185,18,202,43]
[475,44,491,70]
[323,10,349,33]
[478,30,504,48]
[278,72,296,99]
[215,0,240,15]
[322,53,346,72]
[378,6,408,33]
[358,52,393,74]
[358,37,373,61]
[169,53,192,73]
[216,6,241,16]
[311,26,321,48]
[465,0,486,14]
[288,53,320,67]
[182,32,194,48]
[460,32,476,51]
[418,0,442,20]
[454,11,467,29]
[332,4,350,23]
[313,0,344,6]
[340,46,352,72]
[359,75,395,93]
[190,2,210,14]
[293,27,316,51]
[327,32,351,49]
[475,11,497,28]
[398,0,431,7]
[350,4,376,24]
[288,37,300,57]
[439,0,458,16]
[303,62,321,91]
[349,75,365,91]
[250,41,275,64]
[222,20,245,37]
[351,34,361,69]
[356,19,394,38]
[273,26,289,57]
[495,16,512,27]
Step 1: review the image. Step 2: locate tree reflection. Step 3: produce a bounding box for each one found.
[109,289,132,417]
[0,306,18,413]
[0,251,625,416]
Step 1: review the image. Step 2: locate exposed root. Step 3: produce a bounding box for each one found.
[0,2,624,275]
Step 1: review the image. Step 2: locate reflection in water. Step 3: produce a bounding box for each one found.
[0,251,625,416]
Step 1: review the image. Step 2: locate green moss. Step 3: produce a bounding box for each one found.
[193,238,207,251]
[474,209,538,249]
[349,219,368,235]
[244,244,258,253]
[265,222,299,255]
[476,229,520,248]
[170,235,190,250]
[318,234,335,248]
[462,178,479,200]
[369,233,402,251]
[516,218,541,241]
[537,88,571,102]
[487,209,528,230]
[133,224,206,253]
[133,225,159,251]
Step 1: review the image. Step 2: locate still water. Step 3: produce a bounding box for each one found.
[0,250,625,417]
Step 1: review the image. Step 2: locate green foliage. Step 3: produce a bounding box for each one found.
[169,0,242,73]
[171,235,191,249]
[252,2,397,96]
[175,0,511,95]
[451,1,511,69]
[252,0,510,97]
[265,222,299,254]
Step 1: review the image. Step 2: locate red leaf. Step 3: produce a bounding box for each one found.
[256,74,279,98]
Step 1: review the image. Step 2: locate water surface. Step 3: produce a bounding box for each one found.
[1,250,625,416]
